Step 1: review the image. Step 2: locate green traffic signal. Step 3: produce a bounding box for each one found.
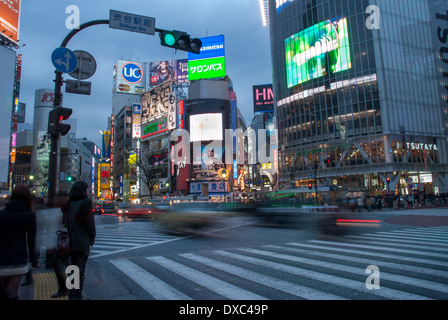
[163,33,176,46]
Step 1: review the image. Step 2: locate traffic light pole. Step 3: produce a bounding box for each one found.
[48,19,109,207]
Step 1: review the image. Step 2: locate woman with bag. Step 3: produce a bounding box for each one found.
[51,192,70,298]
[65,181,96,300]
[0,185,36,300]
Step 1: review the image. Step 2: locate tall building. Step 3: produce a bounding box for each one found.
[111,60,147,200]
[267,0,448,198]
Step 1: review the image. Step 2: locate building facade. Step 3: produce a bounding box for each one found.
[268,0,448,198]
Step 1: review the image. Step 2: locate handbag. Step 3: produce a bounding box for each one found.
[56,230,71,258]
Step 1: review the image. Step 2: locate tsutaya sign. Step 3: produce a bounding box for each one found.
[405,142,438,151]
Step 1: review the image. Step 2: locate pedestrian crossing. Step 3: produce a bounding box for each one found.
[105,226,448,300]
[90,222,182,258]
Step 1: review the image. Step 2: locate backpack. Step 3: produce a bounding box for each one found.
[56,230,71,258]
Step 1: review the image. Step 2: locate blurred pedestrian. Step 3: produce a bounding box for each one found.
[0,185,36,300]
[50,192,70,299]
[65,181,96,300]
[21,197,45,287]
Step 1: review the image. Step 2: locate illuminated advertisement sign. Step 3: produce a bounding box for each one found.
[99,163,111,191]
[113,60,146,94]
[132,103,141,138]
[285,16,351,87]
[253,84,274,113]
[102,131,111,158]
[0,0,21,44]
[141,81,173,124]
[141,117,168,139]
[190,113,223,142]
[188,35,226,81]
[192,145,225,181]
[190,181,226,194]
[149,59,189,87]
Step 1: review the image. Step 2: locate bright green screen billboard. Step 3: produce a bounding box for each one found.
[285,16,351,87]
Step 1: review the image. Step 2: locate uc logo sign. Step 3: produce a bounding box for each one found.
[122,62,143,84]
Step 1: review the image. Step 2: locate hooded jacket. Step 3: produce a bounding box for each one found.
[0,199,36,269]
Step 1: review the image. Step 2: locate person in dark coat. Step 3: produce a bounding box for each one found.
[64,181,95,300]
[0,185,36,300]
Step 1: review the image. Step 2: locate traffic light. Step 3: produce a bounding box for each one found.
[308,182,313,190]
[66,175,76,182]
[48,107,72,137]
[386,177,391,184]
[159,30,202,54]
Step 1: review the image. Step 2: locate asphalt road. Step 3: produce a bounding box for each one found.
[80,206,448,304]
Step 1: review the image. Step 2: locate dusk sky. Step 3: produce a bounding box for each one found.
[17,0,272,147]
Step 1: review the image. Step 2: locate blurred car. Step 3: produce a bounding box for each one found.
[92,203,104,215]
[102,201,116,213]
[157,207,219,235]
[116,203,165,218]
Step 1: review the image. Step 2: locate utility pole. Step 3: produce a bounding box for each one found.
[48,20,109,207]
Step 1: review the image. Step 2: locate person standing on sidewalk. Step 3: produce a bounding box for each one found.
[51,192,70,299]
[0,185,36,300]
[65,181,96,300]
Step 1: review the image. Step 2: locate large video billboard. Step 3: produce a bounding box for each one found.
[189,113,223,142]
[188,35,226,81]
[285,16,351,87]
[0,0,20,44]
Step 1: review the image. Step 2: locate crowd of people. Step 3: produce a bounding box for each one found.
[0,181,96,300]
[345,193,448,212]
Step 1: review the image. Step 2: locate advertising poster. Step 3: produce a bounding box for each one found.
[253,84,274,113]
[36,131,51,161]
[99,163,111,191]
[149,59,189,87]
[141,80,172,124]
[113,60,146,94]
[0,0,21,44]
[132,103,141,138]
[192,145,225,180]
[285,16,351,87]
[102,131,111,158]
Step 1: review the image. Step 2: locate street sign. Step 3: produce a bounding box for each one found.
[65,79,92,95]
[109,10,156,35]
[69,50,97,80]
[51,47,78,73]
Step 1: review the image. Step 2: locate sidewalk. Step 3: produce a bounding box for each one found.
[18,268,67,300]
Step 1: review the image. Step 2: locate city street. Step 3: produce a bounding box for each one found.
[79,207,448,301]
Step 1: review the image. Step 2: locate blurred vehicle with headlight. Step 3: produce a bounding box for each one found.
[116,203,165,219]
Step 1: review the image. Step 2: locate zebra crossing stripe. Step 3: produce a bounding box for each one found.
[237,248,448,295]
[146,256,268,300]
[365,232,448,244]
[265,244,448,279]
[377,229,448,239]
[346,235,448,248]
[180,253,346,300]
[343,237,448,253]
[309,240,448,259]
[215,250,431,300]
[110,259,192,300]
[287,242,447,267]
